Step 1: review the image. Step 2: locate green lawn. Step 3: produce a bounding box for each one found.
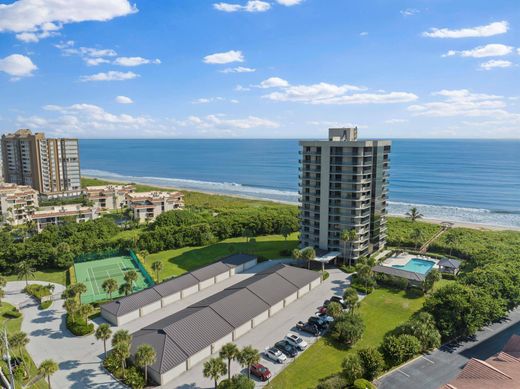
[5,269,66,286]
[268,281,452,389]
[144,233,299,281]
[0,303,47,389]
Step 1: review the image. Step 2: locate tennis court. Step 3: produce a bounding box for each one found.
[74,254,154,304]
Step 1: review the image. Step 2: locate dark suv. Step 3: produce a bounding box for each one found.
[308,316,329,331]
[274,340,299,357]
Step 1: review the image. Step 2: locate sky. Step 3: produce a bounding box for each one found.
[0,0,519,139]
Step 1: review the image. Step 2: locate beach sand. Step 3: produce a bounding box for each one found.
[83,175,520,232]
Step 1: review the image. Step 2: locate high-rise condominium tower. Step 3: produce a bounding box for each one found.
[1,129,81,194]
[299,128,391,262]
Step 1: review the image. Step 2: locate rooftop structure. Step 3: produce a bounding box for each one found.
[299,127,391,263]
[438,258,462,275]
[1,129,81,195]
[84,184,136,211]
[31,204,99,232]
[126,191,184,223]
[130,264,321,384]
[440,334,520,389]
[0,183,39,226]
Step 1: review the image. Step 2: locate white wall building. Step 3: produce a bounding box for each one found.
[126,191,184,223]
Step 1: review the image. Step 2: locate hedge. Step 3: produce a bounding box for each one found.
[66,314,94,336]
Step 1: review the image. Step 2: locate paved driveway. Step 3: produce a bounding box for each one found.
[376,307,520,389]
[4,281,125,389]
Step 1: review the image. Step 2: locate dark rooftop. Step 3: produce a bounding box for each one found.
[372,265,426,282]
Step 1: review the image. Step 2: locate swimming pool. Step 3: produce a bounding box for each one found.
[392,258,435,274]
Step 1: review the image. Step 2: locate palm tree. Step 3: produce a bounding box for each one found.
[219,342,239,380]
[341,229,357,266]
[38,359,58,389]
[72,283,87,304]
[406,207,423,222]
[237,346,260,379]
[63,298,79,323]
[95,323,112,358]
[203,357,227,389]
[444,232,458,255]
[9,331,29,373]
[102,278,118,300]
[138,250,149,264]
[79,303,95,323]
[357,264,373,292]
[151,261,163,283]
[410,228,424,250]
[124,270,138,290]
[17,260,35,287]
[112,329,132,347]
[301,247,316,270]
[112,341,131,378]
[135,343,157,383]
[343,288,359,314]
[119,282,132,296]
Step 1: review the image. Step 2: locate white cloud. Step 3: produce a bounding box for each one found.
[235,84,251,92]
[276,0,303,5]
[80,71,139,82]
[385,119,408,124]
[85,58,111,66]
[400,8,419,17]
[214,1,271,12]
[115,95,133,104]
[177,114,279,130]
[0,54,37,78]
[221,66,256,73]
[258,78,416,105]
[192,97,240,104]
[113,57,161,67]
[203,50,244,64]
[480,59,513,70]
[359,32,368,36]
[443,44,513,58]
[423,21,509,38]
[0,0,137,42]
[258,77,290,88]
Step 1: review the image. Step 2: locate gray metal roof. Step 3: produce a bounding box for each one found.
[153,273,199,297]
[101,287,162,316]
[220,253,257,267]
[438,258,461,269]
[275,265,323,288]
[130,264,320,375]
[191,261,232,281]
[372,265,426,282]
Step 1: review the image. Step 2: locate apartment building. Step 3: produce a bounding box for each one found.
[0,183,39,226]
[299,128,391,262]
[1,129,81,196]
[84,184,136,210]
[31,204,100,232]
[126,191,184,223]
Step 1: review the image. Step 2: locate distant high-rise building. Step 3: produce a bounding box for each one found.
[1,129,81,194]
[299,127,391,262]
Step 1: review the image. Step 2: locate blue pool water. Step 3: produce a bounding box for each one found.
[392,258,435,275]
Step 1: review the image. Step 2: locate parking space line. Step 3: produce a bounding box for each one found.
[421,356,435,364]
[397,370,410,377]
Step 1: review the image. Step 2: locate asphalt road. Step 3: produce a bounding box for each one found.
[376,307,520,389]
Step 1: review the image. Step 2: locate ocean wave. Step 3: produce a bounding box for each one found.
[83,169,520,228]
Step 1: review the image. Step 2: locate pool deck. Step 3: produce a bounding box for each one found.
[382,253,439,268]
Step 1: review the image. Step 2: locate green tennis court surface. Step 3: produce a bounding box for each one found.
[74,255,152,304]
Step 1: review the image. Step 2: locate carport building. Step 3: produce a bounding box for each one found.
[130,264,322,385]
[101,254,258,325]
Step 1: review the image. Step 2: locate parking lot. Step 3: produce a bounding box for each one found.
[165,266,349,389]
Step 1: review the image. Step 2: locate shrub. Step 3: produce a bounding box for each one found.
[381,334,421,367]
[39,301,52,310]
[279,249,292,257]
[330,313,365,346]
[353,378,376,389]
[357,347,384,381]
[66,314,94,336]
[341,353,364,385]
[23,284,52,301]
[322,271,330,281]
[124,366,146,389]
[4,308,22,319]
[375,273,409,290]
[316,375,348,389]
[218,374,255,389]
[340,265,357,274]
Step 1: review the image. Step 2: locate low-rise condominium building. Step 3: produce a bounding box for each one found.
[0,183,39,226]
[84,184,136,211]
[31,204,100,232]
[126,191,184,223]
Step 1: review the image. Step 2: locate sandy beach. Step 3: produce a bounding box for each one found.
[83,175,520,232]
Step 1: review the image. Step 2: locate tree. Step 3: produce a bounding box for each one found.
[406,207,423,222]
[9,331,29,373]
[357,265,374,293]
[151,260,163,282]
[291,248,301,261]
[102,278,118,300]
[423,269,441,292]
[237,346,260,379]
[357,347,384,381]
[280,224,292,241]
[203,357,227,389]
[63,298,79,323]
[119,282,132,296]
[72,283,87,304]
[138,249,149,264]
[381,334,421,366]
[330,313,365,345]
[444,232,458,255]
[38,359,58,389]
[218,374,255,389]
[95,323,112,358]
[397,312,441,353]
[219,342,239,380]
[343,288,359,313]
[341,229,357,266]
[112,341,131,378]
[326,301,343,319]
[124,270,138,290]
[17,260,35,286]
[112,329,132,347]
[300,247,316,270]
[410,228,424,250]
[0,289,4,306]
[341,353,364,385]
[79,303,95,323]
[135,343,157,383]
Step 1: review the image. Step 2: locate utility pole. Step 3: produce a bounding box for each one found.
[3,327,15,389]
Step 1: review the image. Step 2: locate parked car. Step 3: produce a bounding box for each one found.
[296,321,320,336]
[250,363,272,381]
[274,340,299,358]
[285,333,308,350]
[315,311,334,323]
[265,347,287,363]
[318,305,328,314]
[330,295,348,309]
[308,316,329,330]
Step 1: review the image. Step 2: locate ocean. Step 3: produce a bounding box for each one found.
[80,139,520,229]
